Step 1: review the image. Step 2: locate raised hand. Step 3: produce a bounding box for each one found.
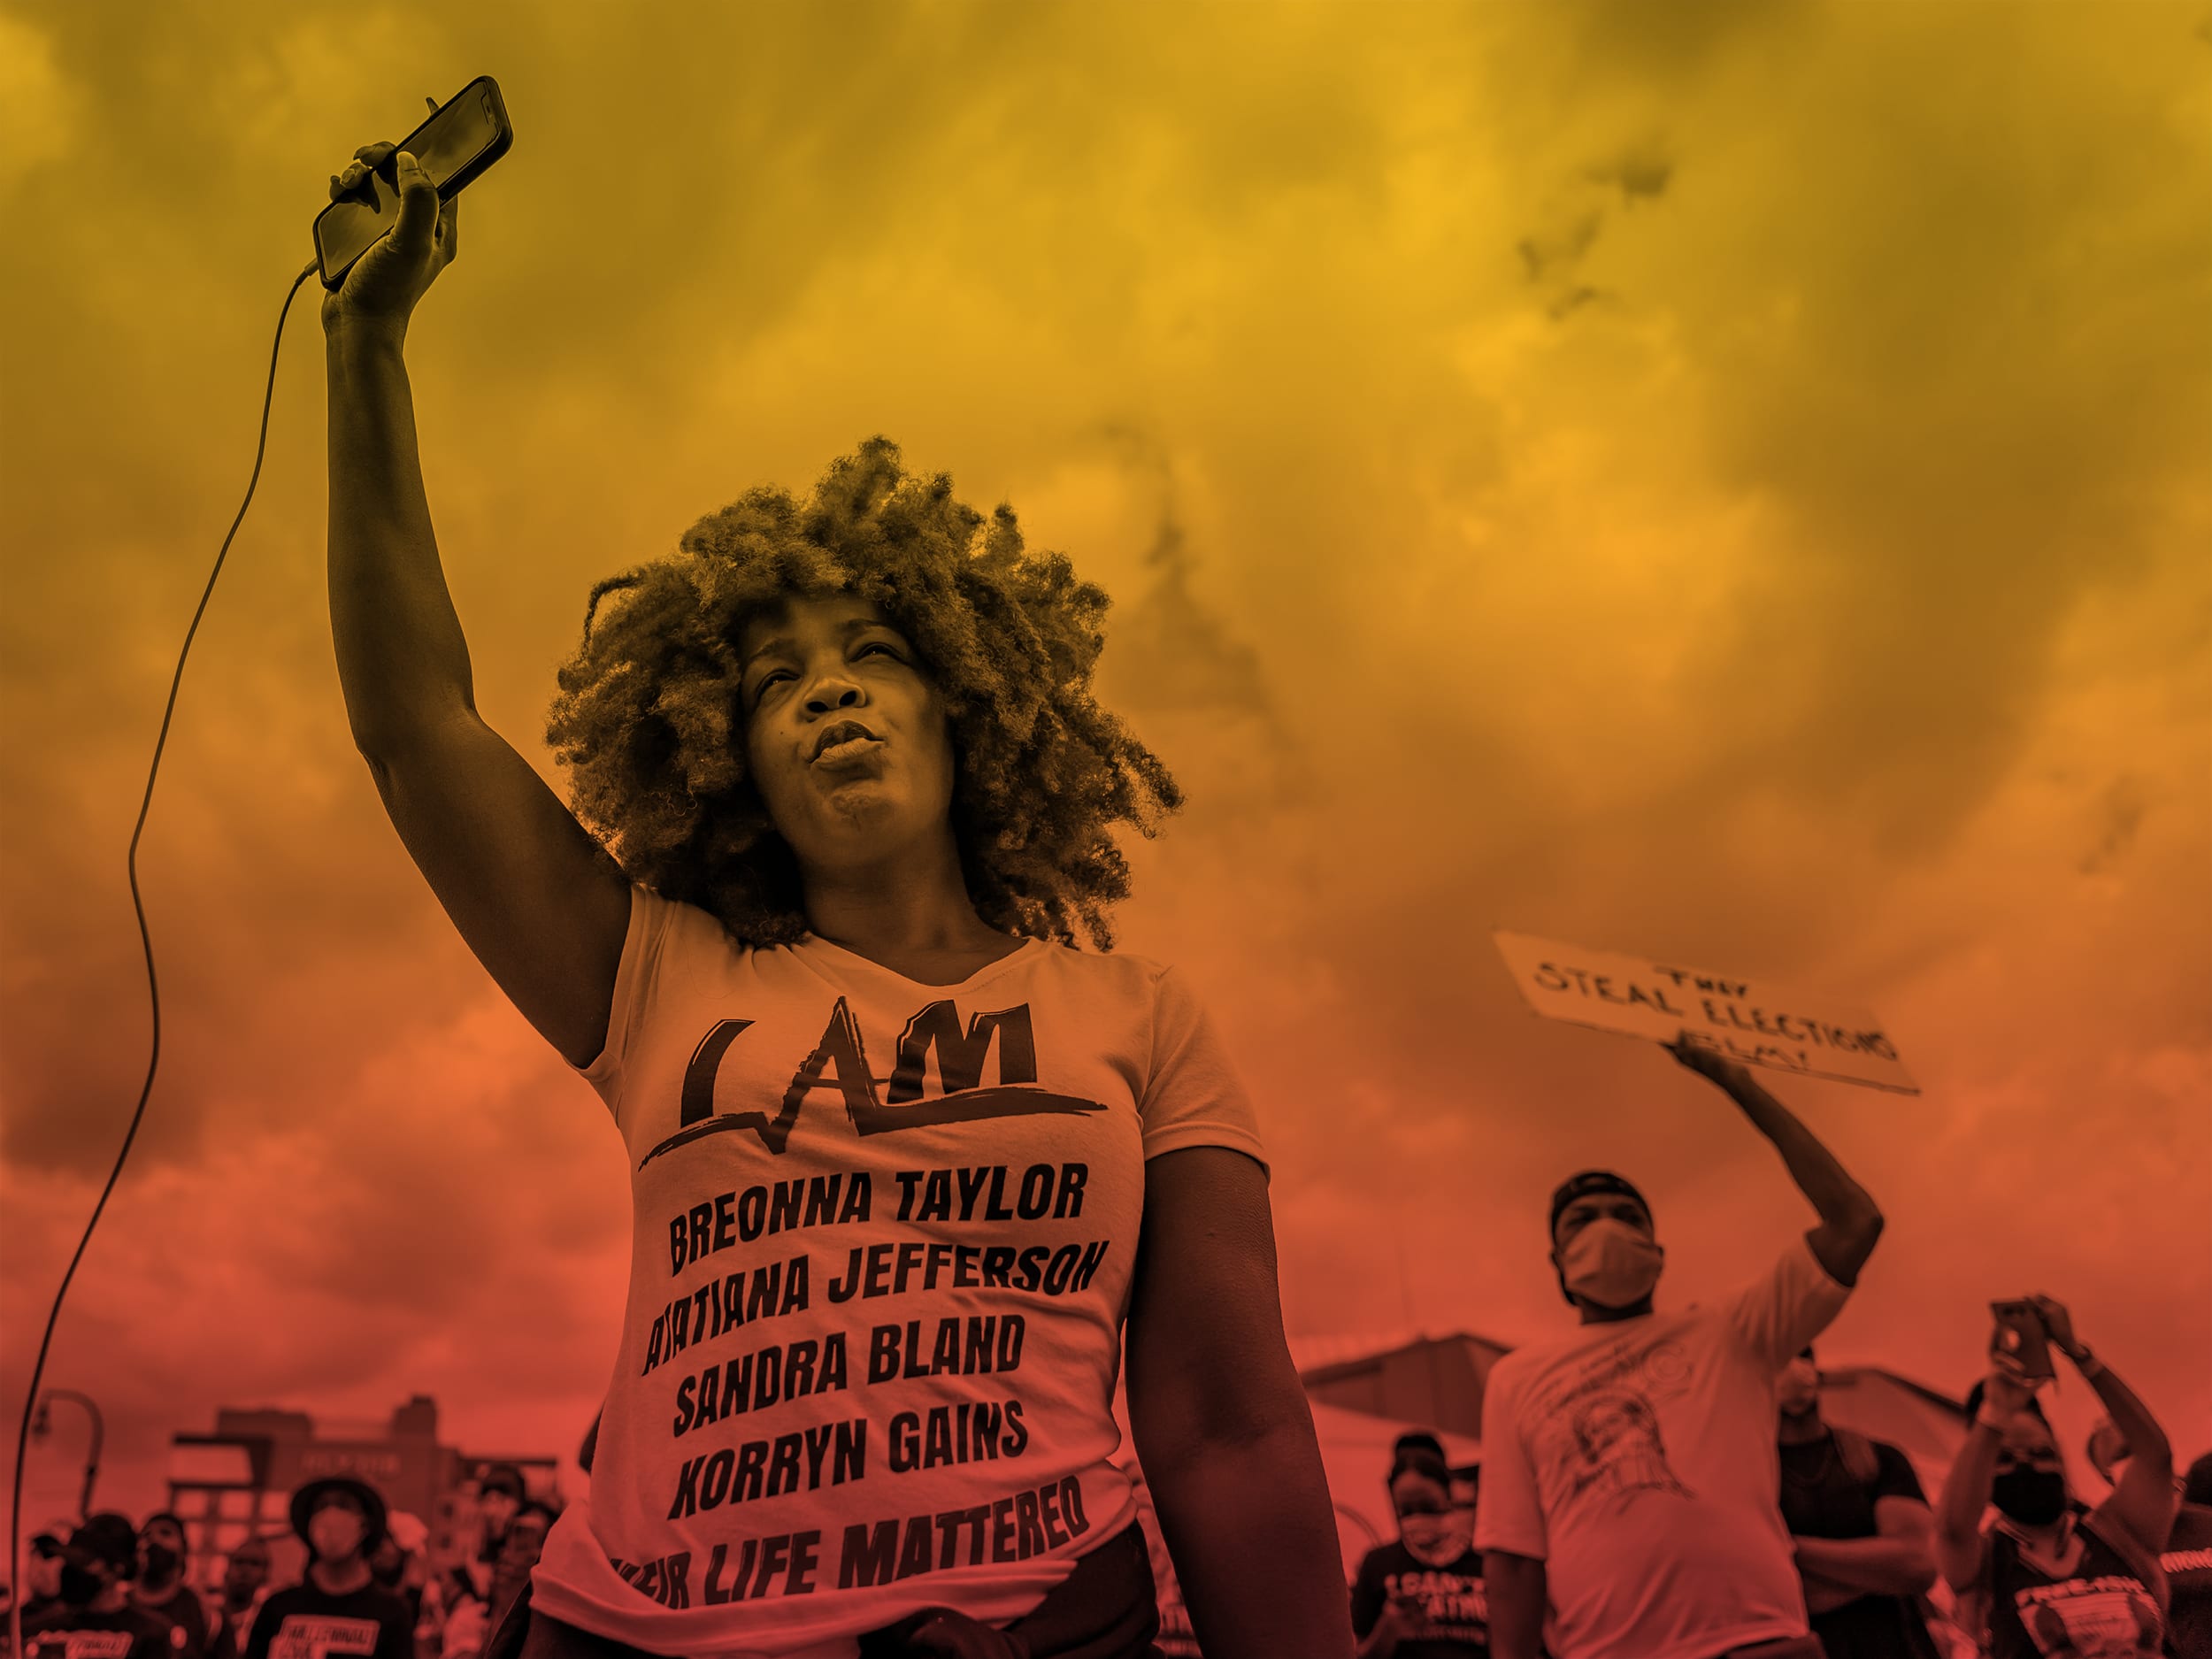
[321,99,459,339]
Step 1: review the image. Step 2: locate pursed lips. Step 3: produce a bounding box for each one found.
[810,718,881,761]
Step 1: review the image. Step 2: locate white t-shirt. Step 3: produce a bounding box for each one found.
[529,886,1270,1657]
[1474,1235,1854,1659]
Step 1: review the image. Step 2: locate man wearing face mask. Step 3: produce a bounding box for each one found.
[1773,1346,1940,1659]
[22,1514,176,1659]
[1934,1298,2174,1659]
[1477,1035,1885,1659]
[243,1480,412,1659]
[134,1514,217,1659]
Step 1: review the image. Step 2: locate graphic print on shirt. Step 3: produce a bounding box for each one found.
[267,1618,382,1659]
[1565,1389,1691,1504]
[2013,1578,2164,1658]
[643,999,1105,1166]
[30,1637,137,1659]
[1527,1339,1698,1509]
[1386,1564,1488,1640]
[601,980,1139,1609]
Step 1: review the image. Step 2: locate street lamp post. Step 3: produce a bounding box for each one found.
[32,1390,104,1517]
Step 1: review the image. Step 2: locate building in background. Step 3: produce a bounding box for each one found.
[165,1395,557,1589]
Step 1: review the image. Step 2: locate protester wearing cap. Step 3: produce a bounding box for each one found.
[22,1514,175,1659]
[1477,1034,1885,1659]
[242,1479,411,1659]
[134,1511,218,1659]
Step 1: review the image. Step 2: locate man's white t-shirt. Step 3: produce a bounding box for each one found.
[528,887,1270,1657]
[1474,1236,1853,1659]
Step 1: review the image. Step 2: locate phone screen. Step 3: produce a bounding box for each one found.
[316,79,508,287]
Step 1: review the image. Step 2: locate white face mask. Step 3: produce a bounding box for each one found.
[1557,1217,1664,1310]
[309,1512,365,1563]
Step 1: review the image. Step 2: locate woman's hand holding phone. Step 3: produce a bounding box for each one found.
[321,100,459,342]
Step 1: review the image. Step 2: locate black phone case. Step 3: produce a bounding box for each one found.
[1990,1300,2055,1382]
[314,76,513,290]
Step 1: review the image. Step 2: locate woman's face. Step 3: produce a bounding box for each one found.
[738,595,956,873]
[1391,1470,1467,1559]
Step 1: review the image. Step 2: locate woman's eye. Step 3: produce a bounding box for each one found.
[857,641,901,661]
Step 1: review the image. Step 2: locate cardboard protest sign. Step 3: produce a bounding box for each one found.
[1493,931,1919,1095]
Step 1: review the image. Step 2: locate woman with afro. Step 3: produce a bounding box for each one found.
[320,141,1352,1659]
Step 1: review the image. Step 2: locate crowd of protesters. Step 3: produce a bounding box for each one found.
[6,1463,556,1659]
[7,1042,2208,1659]
[1325,1038,2212,1659]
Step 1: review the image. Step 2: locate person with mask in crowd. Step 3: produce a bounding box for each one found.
[319,131,1351,1659]
[1773,1344,1939,1659]
[204,1540,272,1659]
[1935,1295,2174,1659]
[1477,1035,1886,1659]
[22,1514,175,1659]
[245,1479,412,1659]
[1352,1448,1487,1659]
[134,1512,217,1659]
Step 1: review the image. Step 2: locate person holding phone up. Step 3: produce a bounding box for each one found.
[319,129,1352,1659]
[1935,1295,2175,1659]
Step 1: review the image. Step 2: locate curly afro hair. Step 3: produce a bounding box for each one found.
[545,436,1182,950]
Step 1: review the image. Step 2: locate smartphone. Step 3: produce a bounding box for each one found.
[1990,1299,2055,1384]
[314,77,513,290]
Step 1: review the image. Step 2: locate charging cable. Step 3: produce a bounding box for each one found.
[8,254,324,1659]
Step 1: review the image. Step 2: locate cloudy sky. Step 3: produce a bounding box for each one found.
[4,0,2208,1533]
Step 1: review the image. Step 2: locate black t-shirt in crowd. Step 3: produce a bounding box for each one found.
[1349,1541,1489,1657]
[242,1584,411,1659]
[134,1583,214,1659]
[1777,1432,1941,1659]
[22,1602,178,1659]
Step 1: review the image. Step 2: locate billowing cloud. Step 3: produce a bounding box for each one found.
[4,0,2206,1526]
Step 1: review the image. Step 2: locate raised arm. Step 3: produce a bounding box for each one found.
[2030,1297,2176,1556]
[1669,1037,1884,1286]
[325,139,629,1068]
[1936,1366,2032,1592]
[1125,1147,1357,1659]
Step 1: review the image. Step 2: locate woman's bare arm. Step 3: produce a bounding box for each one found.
[1125,1147,1357,1659]
[326,146,629,1067]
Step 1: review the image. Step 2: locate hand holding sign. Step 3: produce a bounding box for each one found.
[1666,1031,1753,1090]
[1494,932,1918,1094]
